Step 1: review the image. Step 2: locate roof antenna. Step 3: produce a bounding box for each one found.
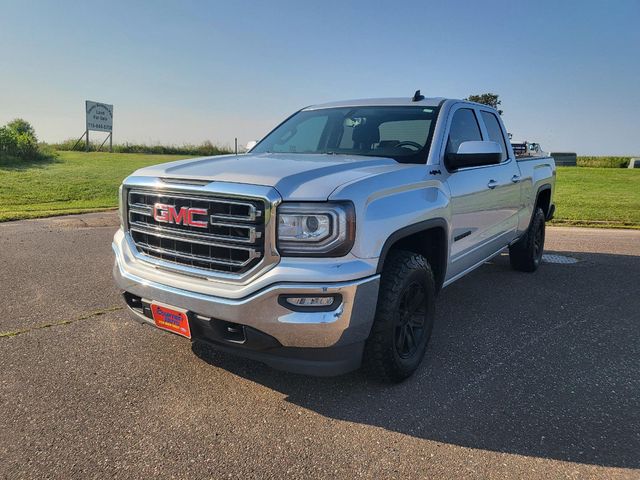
[412,89,424,102]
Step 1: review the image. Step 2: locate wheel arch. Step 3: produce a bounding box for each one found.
[535,185,552,218]
[376,218,449,292]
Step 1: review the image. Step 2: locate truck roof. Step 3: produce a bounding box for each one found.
[304,97,447,110]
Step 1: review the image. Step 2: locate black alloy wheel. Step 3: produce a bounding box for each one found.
[395,281,427,359]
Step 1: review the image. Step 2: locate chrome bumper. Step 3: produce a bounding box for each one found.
[113,244,380,349]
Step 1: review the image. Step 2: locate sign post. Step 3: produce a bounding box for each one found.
[84,101,114,152]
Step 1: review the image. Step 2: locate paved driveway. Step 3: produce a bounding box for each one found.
[1,213,638,479]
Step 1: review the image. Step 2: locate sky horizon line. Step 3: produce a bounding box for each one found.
[1,0,638,156]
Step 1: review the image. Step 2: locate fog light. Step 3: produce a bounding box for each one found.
[286,296,334,307]
[278,294,342,312]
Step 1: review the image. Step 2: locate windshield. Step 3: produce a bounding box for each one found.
[252,106,439,164]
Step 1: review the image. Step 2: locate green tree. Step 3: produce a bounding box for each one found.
[6,118,37,139]
[0,118,39,160]
[466,93,503,115]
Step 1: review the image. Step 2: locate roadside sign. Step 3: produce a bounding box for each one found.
[86,101,113,132]
[72,100,114,151]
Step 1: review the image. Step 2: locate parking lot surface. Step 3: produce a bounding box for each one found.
[1,212,639,479]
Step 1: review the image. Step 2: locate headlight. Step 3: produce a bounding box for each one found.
[277,202,355,256]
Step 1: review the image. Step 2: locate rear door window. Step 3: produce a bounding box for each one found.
[480,111,508,161]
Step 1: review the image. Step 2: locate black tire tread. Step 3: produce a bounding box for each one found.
[363,250,435,382]
[509,207,545,272]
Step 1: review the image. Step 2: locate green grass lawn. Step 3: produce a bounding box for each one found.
[552,167,640,228]
[1,152,639,227]
[0,151,194,221]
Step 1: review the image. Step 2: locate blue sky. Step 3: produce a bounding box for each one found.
[1,0,638,155]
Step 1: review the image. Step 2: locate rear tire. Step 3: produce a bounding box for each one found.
[509,207,546,272]
[363,250,435,382]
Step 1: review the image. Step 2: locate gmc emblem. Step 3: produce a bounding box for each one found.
[153,203,208,228]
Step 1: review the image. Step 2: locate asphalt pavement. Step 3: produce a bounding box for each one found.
[1,212,639,479]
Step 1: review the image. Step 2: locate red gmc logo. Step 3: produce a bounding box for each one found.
[153,203,208,228]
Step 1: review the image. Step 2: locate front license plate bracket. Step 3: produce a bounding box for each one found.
[150,302,191,339]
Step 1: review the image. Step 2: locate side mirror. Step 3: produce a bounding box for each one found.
[245,140,258,152]
[445,141,502,170]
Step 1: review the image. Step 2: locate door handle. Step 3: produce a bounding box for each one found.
[511,175,521,183]
[487,179,498,189]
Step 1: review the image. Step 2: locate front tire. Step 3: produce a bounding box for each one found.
[509,207,546,272]
[363,250,436,382]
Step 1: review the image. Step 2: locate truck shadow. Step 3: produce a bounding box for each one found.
[193,250,640,469]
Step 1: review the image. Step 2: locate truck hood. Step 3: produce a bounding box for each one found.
[133,152,403,200]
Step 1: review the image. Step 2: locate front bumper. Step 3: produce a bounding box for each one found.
[113,238,380,375]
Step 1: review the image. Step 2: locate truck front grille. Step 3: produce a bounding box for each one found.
[126,189,265,274]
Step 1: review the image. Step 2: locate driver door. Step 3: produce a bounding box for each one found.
[444,106,518,281]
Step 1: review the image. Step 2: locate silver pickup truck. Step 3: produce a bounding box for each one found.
[113,93,556,382]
